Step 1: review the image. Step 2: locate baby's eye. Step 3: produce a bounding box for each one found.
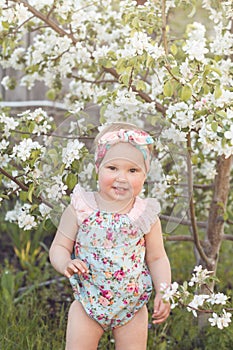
[129,168,138,173]
[107,165,117,171]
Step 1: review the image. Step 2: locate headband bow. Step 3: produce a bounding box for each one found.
[95,129,154,172]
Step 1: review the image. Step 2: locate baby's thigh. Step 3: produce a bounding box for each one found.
[65,300,104,350]
[113,305,148,350]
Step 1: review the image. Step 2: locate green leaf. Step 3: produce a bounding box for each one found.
[66,173,77,190]
[211,121,218,132]
[202,83,210,94]
[170,44,178,56]
[2,21,10,30]
[163,80,173,97]
[171,66,180,76]
[19,191,28,202]
[28,121,36,133]
[120,73,130,86]
[131,17,139,29]
[145,55,154,68]
[135,80,146,91]
[191,154,198,165]
[46,89,56,101]
[214,85,222,99]
[28,184,34,203]
[216,110,226,118]
[180,85,192,101]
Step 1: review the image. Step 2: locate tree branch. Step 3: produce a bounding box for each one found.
[186,133,210,264]
[222,234,233,241]
[0,166,29,192]
[0,167,53,209]
[12,0,73,39]
[164,234,233,242]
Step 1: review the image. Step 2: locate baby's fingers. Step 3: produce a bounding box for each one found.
[64,259,89,278]
[73,259,89,274]
[152,303,170,324]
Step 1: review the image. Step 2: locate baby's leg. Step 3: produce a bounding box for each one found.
[113,305,148,350]
[65,300,104,350]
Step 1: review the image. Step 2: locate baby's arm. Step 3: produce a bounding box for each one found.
[145,218,171,324]
[49,204,89,278]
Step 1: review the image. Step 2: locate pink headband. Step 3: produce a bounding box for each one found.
[95,129,154,172]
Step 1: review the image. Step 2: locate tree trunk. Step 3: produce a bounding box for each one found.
[202,155,232,273]
[197,155,232,328]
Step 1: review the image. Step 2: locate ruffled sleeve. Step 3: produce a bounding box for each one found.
[70,184,94,226]
[128,197,161,234]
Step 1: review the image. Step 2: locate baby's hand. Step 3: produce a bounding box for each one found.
[152,294,170,324]
[63,258,89,278]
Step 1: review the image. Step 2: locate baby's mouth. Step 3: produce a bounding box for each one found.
[113,185,128,194]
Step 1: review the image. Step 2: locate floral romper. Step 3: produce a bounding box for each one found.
[69,184,160,330]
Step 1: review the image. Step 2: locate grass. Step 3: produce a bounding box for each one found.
[0,287,67,350]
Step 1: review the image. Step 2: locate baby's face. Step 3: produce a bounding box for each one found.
[98,143,146,206]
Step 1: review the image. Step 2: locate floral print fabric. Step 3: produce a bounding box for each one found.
[69,185,160,330]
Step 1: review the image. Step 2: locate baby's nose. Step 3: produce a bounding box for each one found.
[116,172,127,182]
[116,177,127,182]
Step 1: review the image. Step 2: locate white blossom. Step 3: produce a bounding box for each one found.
[183,22,209,62]
[150,68,165,97]
[114,89,141,113]
[166,102,196,130]
[198,161,217,180]
[39,203,52,217]
[15,3,31,26]
[5,202,22,223]
[179,59,194,82]
[18,212,37,230]
[20,73,40,90]
[0,154,10,167]
[209,310,232,329]
[79,163,95,182]
[160,282,180,308]
[5,202,38,230]
[130,31,150,55]
[12,139,42,162]
[9,47,25,70]
[1,76,12,90]
[224,125,233,144]
[28,0,54,10]
[46,183,67,200]
[188,265,213,287]
[62,139,85,167]
[210,25,233,56]
[147,42,165,60]
[0,114,19,137]
[187,294,209,317]
[207,293,228,305]
[0,139,9,151]
[160,125,186,143]
[45,175,68,200]
[194,97,208,110]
